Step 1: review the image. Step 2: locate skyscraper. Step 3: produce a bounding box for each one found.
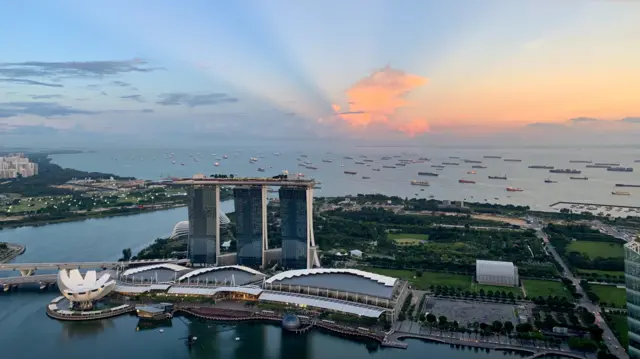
[187,186,220,265]
[625,241,640,358]
[234,186,267,268]
[279,187,313,269]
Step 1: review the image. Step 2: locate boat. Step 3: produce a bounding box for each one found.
[382,165,396,169]
[442,162,459,165]
[544,178,557,183]
[373,168,381,171]
[506,187,523,192]
[586,165,611,168]
[504,159,522,162]
[223,155,228,159]
[431,165,445,168]
[257,168,265,172]
[235,337,240,341]
[411,180,430,186]
[615,184,640,188]
[488,175,507,180]
[396,163,406,166]
[418,157,431,161]
[418,172,439,176]
[464,160,482,164]
[607,167,634,172]
[363,159,374,163]
[569,160,591,163]
[467,170,476,174]
[550,169,581,174]
[322,159,332,163]
[355,162,365,165]
[459,179,476,184]
[362,176,371,179]
[472,165,487,169]
[306,166,318,170]
[381,156,392,160]
[343,156,354,160]
[528,165,554,169]
[449,156,460,159]
[214,162,220,167]
[483,156,501,159]
[612,191,631,196]
[344,171,357,175]
[596,162,620,166]
[570,176,588,180]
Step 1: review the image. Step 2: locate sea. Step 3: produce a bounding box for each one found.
[0,208,536,359]
[50,145,640,212]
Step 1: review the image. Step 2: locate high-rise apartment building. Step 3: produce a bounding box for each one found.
[0,153,38,179]
[187,186,220,265]
[234,186,267,268]
[279,187,313,269]
[626,241,640,358]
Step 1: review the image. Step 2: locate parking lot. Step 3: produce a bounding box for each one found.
[423,298,530,326]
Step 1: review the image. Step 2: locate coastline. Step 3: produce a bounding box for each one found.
[0,243,25,263]
[0,204,186,230]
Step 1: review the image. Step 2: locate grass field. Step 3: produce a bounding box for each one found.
[388,233,429,245]
[360,267,471,290]
[591,285,626,307]
[523,279,571,299]
[577,269,624,277]
[567,240,624,259]
[607,314,629,349]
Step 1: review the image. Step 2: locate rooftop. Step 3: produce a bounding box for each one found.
[169,177,315,187]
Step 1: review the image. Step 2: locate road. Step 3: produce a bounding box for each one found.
[530,219,628,359]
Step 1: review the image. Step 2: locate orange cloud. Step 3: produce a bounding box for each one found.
[329,65,430,136]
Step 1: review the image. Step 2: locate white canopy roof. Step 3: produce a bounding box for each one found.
[265,268,397,287]
[122,263,189,277]
[177,265,264,282]
[258,291,386,318]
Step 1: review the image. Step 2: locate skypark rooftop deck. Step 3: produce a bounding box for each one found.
[169,177,316,187]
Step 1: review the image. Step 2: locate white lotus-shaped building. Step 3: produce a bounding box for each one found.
[57,269,116,309]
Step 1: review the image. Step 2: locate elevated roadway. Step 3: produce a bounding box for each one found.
[0,258,188,276]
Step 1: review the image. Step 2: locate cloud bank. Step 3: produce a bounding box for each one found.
[325,65,430,137]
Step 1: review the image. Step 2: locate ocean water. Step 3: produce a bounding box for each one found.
[50,146,640,211]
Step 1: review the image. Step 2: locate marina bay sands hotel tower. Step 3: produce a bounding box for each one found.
[179,177,318,269]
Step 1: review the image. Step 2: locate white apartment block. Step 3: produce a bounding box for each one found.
[0,153,39,179]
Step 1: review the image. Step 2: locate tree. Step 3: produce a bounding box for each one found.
[504,321,514,335]
[121,248,132,261]
[452,320,459,330]
[438,315,448,326]
[426,313,437,325]
[491,321,503,333]
[415,270,423,277]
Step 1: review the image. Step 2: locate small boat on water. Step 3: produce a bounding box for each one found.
[362,176,371,179]
[344,171,357,175]
[612,191,631,196]
[488,175,507,180]
[570,176,588,180]
[459,179,476,184]
[544,178,557,183]
[214,162,220,167]
[410,180,430,186]
[506,187,523,192]
[467,170,476,174]
[257,168,265,172]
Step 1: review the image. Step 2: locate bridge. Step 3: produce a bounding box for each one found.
[0,258,189,276]
[523,351,585,359]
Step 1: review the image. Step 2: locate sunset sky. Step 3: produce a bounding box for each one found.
[1,0,639,146]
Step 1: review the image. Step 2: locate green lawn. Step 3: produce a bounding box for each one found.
[577,269,625,277]
[607,314,629,349]
[360,267,471,290]
[591,285,627,307]
[388,233,429,240]
[523,279,571,299]
[568,241,624,259]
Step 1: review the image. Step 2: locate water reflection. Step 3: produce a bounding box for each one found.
[60,319,114,341]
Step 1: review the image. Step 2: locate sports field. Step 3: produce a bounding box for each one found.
[590,284,626,308]
[522,279,571,299]
[388,233,429,245]
[567,241,623,259]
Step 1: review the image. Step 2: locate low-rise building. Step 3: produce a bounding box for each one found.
[476,259,519,287]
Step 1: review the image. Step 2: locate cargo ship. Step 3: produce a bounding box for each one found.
[483,156,501,159]
[431,165,445,168]
[343,156,354,160]
[607,167,634,172]
[488,175,507,180]
[615,183,640,188]
[569,160,592,163]
[458,179,476,184]
[464,160,482,164]
[306,166,317,170]
[442,162,459,165]
[418,157,431,161]
[411,180,430,186]
[529,165,554,169]
[472,165,487,169]
[381,156,392,160]
[363,159,374,163]
[322,159,333,163]
[586,165,611,168]
[373,168,381,171]
[344,171,357,175]
[570,176,588,180]
[362,176,371,179]
[449,156,460,159]
[257,168,265,172]
[506,187,523,192]
[612,191,631,196]
[418,172,439,177]
[382,165,396,169]
[544,178,557,183]
[504,159,522,162]
[550,169,581,174]
[596,163,620,166]
[396,163,406,167]
[355,161,365,165]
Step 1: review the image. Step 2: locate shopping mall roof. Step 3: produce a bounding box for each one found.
[122,263,189,277]
[167,286,263,296]
[258,291,386,318]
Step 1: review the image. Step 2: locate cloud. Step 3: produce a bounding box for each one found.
[141,109,154,113]
[157,92,238,107]
[621,117,640,124]
[111,80,131,87]
[526,122,567,128]
[0,102,100,118]
[31,94,64,100]
[324,65,430,137]
[0,78,63,88]
[0,59,162,79]
[120,94,144,102]
[569,117,600,124]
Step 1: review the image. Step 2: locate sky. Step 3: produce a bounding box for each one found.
[1,0,639,147]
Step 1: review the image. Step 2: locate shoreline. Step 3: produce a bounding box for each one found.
[0,243,25,263]
[0,204,186,230]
